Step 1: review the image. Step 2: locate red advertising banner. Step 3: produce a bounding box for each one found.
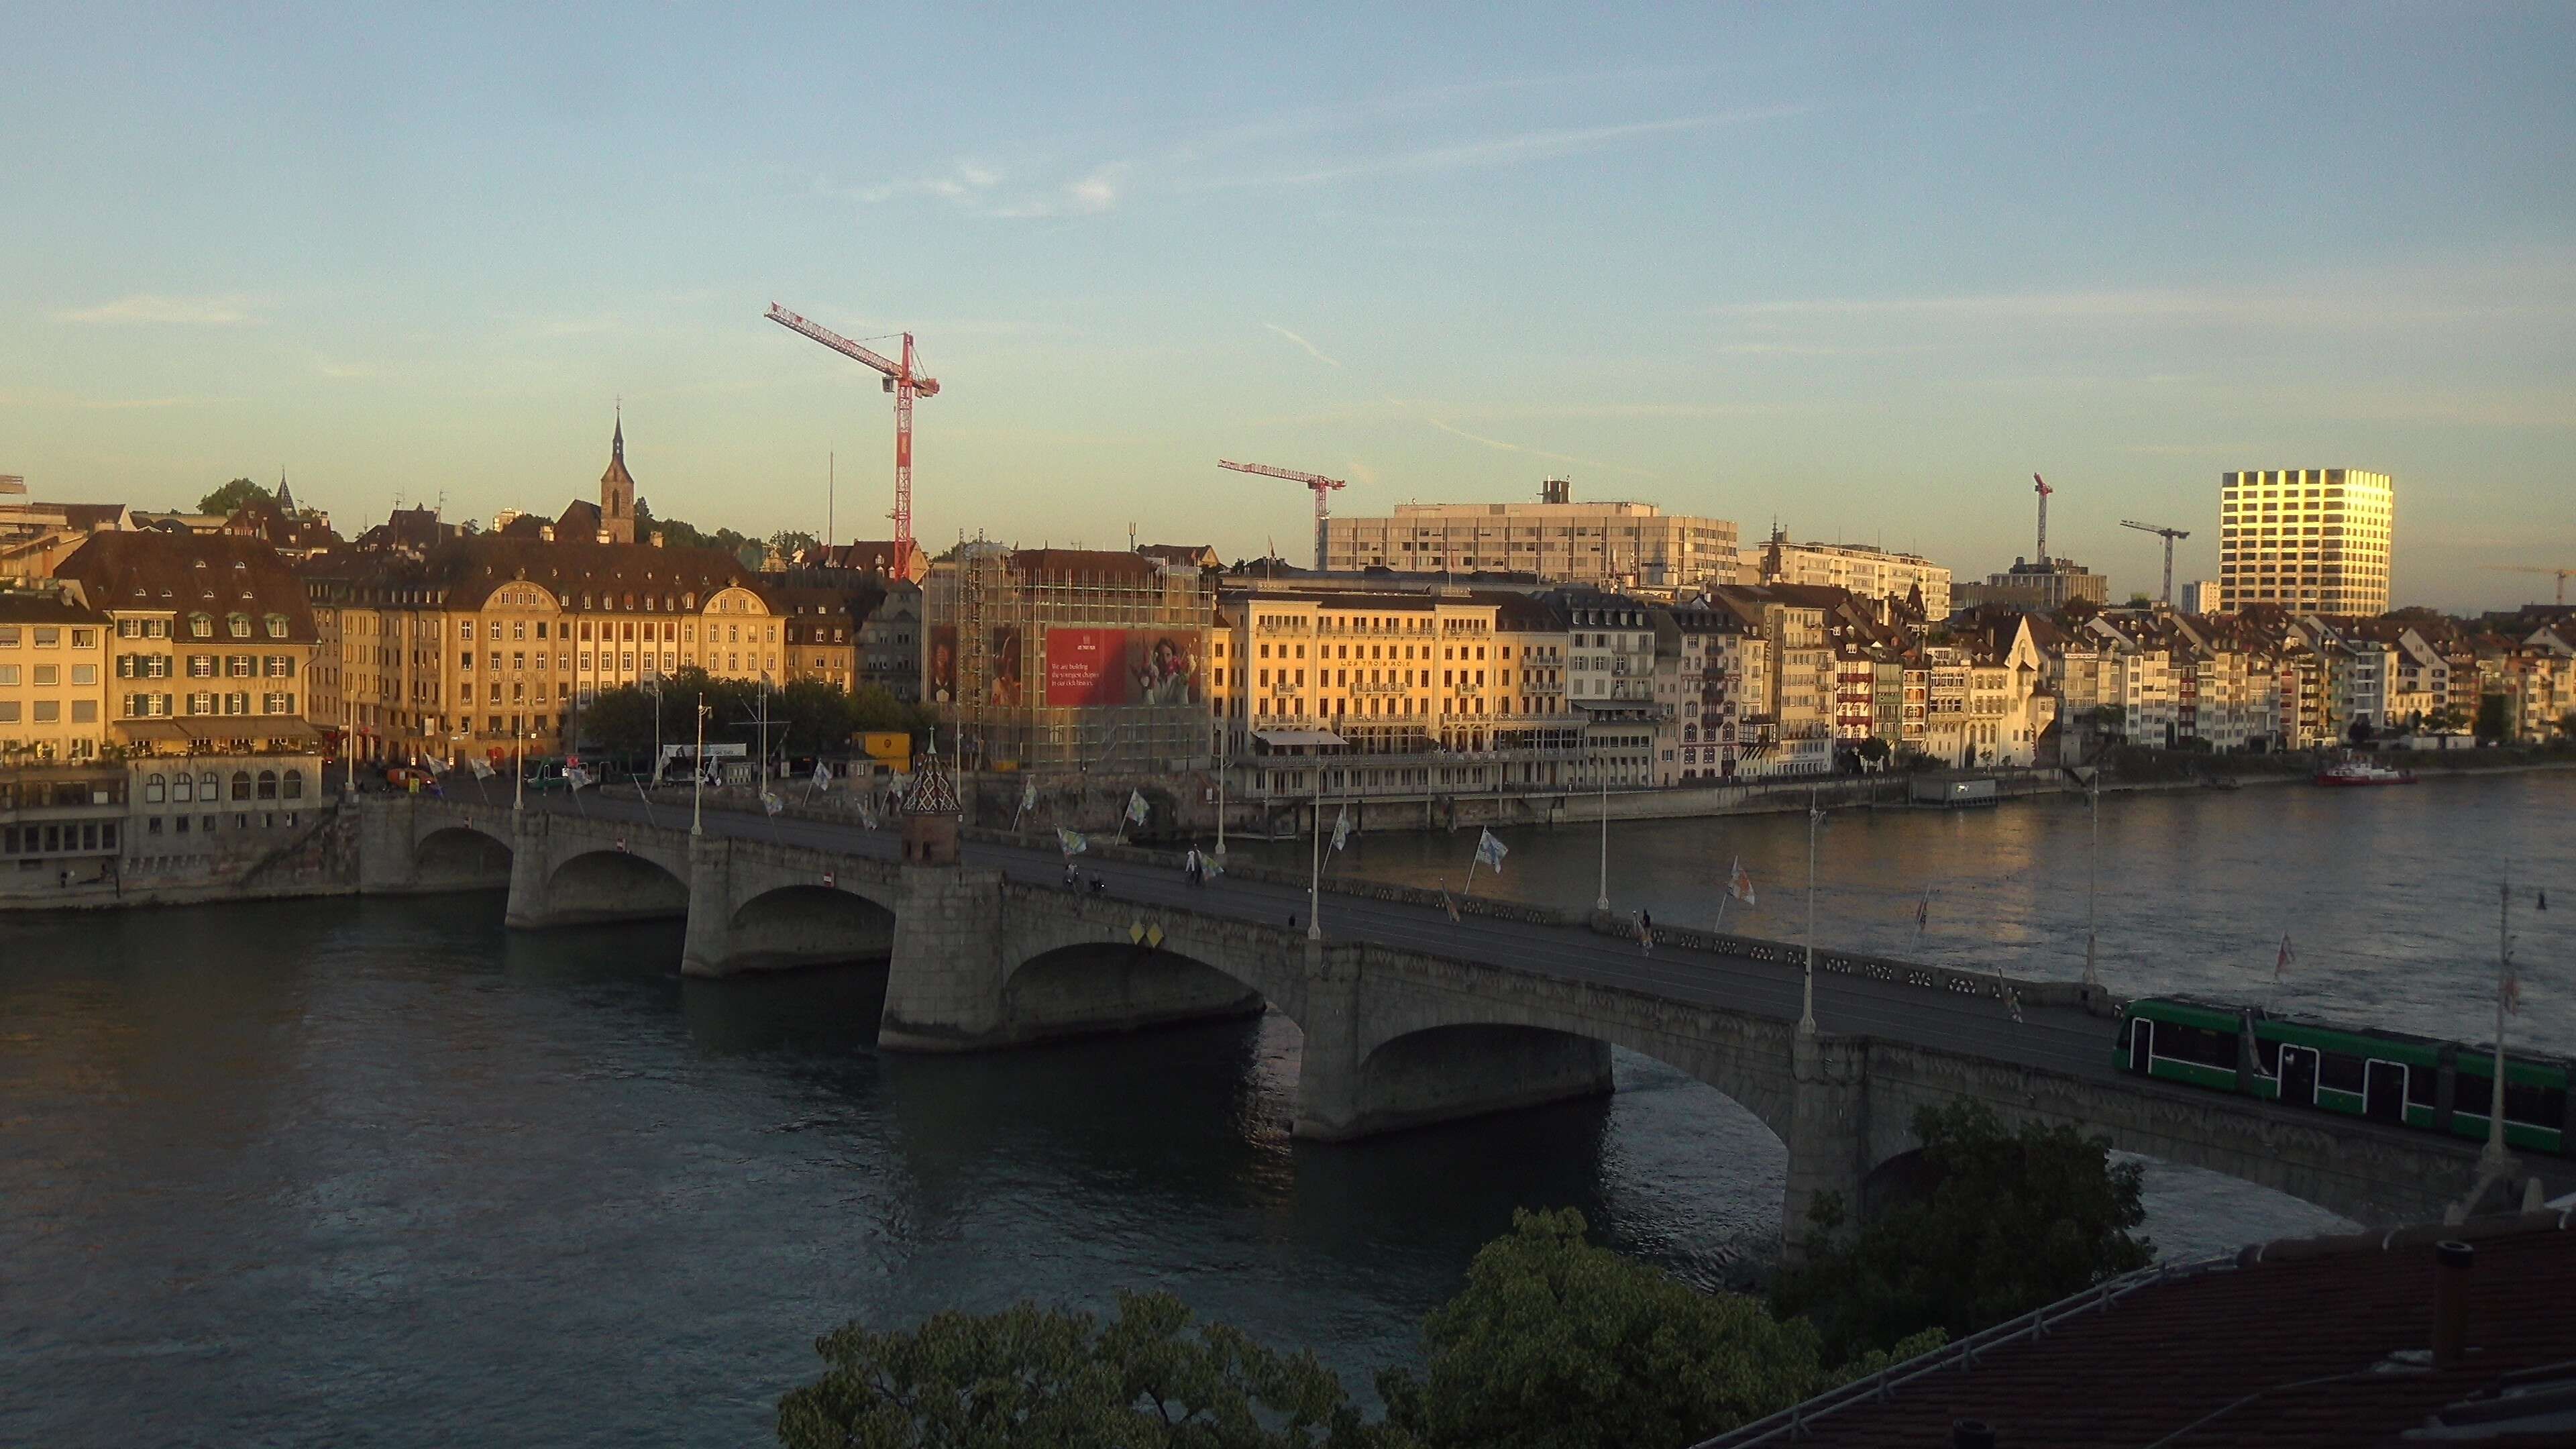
[1044,629,1127,706]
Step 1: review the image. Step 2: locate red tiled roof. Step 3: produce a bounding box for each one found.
[51,531,319,641]
[1707,1211,2576,1449]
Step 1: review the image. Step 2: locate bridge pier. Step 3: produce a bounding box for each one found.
[501,808,549,928]
[1782,1029,1870,1261]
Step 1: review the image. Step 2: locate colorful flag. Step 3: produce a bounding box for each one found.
[1125,790,1150,826]
[761,789,784,817]
[1331,803,1352,853]
[2274,933,2295,981]
[1728,856,1756,906]
[566,765,594,791]
[1474,828,1507,871]
[1057,826,1087,858]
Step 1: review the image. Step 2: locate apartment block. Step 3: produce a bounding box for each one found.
[1324,479,1739,593]
[2218,469,2394,614]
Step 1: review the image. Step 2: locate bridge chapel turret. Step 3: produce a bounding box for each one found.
[598,412,637,544]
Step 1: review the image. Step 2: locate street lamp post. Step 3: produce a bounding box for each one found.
[690,694,708,836]
[1306,753,1324,941]
[1595,753,1610,913]
[2083,763,2102,989]
[512,706,525,813]
[1802,786,1820,1034]
[2483,878,2515,1173]
[1214,706,1228,866]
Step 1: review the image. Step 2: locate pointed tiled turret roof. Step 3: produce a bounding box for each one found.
[600,411,635,496]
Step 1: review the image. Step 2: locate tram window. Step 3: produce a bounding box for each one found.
[2406,1069,2438,1106]
[2252,1038,2282,1075]
[2504,1081,2565,1128]
[2319,1054,2366,1094]
[2157,1023,2238,1071]
[2456,1074,2491,1116]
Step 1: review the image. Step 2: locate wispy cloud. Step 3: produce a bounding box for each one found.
[1264,323,1342,368]
[1426,417,1659,479]
[1711,271,2575,333]
[857,162,1004,205]
[1215,105,1807,189]
[853,158,1126,219]
[56,293,262,326]
[0,386,238,409]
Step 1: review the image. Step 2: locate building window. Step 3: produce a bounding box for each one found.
[257,769,278,800]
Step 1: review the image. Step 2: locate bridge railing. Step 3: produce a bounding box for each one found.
[1587,912,2123,1018]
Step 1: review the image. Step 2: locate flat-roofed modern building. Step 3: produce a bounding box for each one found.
[1323,478,1739,593]
[1756,534,1952,616]
[2218,468,2394,615]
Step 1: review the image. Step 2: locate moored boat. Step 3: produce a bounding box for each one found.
[2313,759,2417,786]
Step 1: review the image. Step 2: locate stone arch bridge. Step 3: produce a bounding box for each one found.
[357,796,2550,1250]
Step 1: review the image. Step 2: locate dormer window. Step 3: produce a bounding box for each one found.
[265,614,288,639]
[188,612,213,639]
[227,614,251,639]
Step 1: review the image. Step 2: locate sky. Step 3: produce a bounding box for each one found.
[3,2,2570,610]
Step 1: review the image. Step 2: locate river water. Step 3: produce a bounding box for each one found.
[3,773,2567,1447]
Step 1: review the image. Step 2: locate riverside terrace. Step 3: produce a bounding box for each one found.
[354,790,2564,1254]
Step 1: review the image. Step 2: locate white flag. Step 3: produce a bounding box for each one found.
[1330,803,1352,853]
[1020,778,1038,814]
[1474,828,1507,871]
[857,802,879,830]
[469,756,495,780]
[566,765,594,791]
[761,789,784,817]
[1057,826,1087,858]
[423,755,449,777]
[812,761,833,790]
[1728,855,1756,906]
[1125,790,1149,826]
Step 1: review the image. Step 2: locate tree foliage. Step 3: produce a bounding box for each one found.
[1772,1100,2151,1365]
[1375,1208,1927,1449]
[2475,694,2510,743]
[776,1290,1399,1449]
[569,667,928,763]
[198,477,271,516]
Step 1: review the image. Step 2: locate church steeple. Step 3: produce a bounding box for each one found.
[276,468,296,515]
[598,409,637,543]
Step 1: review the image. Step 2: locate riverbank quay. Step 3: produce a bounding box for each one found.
[0,791,362,912]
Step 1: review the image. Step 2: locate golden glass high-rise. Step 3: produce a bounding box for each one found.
[2217,469,2394,615]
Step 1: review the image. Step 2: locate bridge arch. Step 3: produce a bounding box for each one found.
[714,883,900,972]
[1344,991,1800,1148]
[411,822,515,887]
[541,847,690,924]
[1002,942,1267,1042]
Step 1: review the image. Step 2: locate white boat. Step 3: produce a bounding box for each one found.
[2312,759,2417,787]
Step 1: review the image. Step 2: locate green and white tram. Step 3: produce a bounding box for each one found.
[2115,996,2573,1157]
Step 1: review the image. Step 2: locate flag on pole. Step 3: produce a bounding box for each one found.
[1057,826,1087,859]
[2274,933,2295,981]
[1330,802,1352,853]
[857,801,879,830]
[761,789,784,817]
[1728,856,1756,906]
[1440,886,1461,923]
[1915,891,1929,931]
[1020,778,1038,815]
[423,755,448,777]
[469,756,495,780]
[566,765,594,791]
[1810,804,1828,826]
[1125,790,1150,826]
[1474,828,1507,872]
[812,761,833,790]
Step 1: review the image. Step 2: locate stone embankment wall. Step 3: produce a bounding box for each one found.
[1,799,364,913]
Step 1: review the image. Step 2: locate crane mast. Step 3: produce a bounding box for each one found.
[2119,519,2192,605]
[2031,473,2055,562]
[1218,459,1346,571]
[766,303,938,576]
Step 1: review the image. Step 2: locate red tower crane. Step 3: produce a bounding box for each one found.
[767,303,938,576]
[1218,459,1345,571]
[2032,472,2055,562]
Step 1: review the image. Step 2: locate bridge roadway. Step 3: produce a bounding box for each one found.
[405,780,2565,1244]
